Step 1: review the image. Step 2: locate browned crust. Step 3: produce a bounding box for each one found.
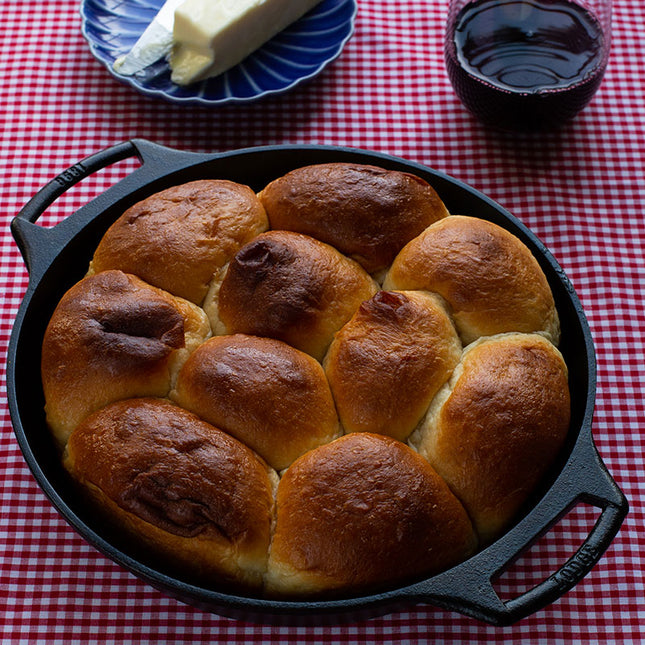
[259,162,449,274]
[41,270,206,446]
[172,334,340,471]
[415,333,570,544]
[217,230,378,360]
[91,180,268,304]
[383,216,559,344]
[324,290,461,440]
[65,397,277,588]
[266,433,477,596]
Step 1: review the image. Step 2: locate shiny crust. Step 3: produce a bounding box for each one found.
[265,433,477,596]
[383,216,560,344]
[90,180,268,304]
[41,170,571,599]
[412,333,570,544]
[172,334,340,471]
[41,270,210,447]
[64,398,277,589]
[213,231,378,361]
[323,290,461,441]
[259,162,449,274]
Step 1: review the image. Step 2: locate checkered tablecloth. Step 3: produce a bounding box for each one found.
[1,0,643,643]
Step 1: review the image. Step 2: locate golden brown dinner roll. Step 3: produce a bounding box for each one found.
[323,290,461,441]
[90,180,268,304]
[411,333,570,544]
[41,270,210,447]
[265,433,477,596]
[259,163,449,275]
[207,231,378,361]
[172,334,340,471]
[64,398,277,590]
[39,164,574,599]
[383,216,560,345]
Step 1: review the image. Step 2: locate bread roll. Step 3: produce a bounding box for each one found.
[323,290,461,441]
[64,398,277,590]
[265,433,477,596]
[90,180,268,304]
[411,333,570,544]
[208,231,378,361]
[172,334,340,471]
[383,216,560,345]
[41,270,210,446]
[40,167,571,599]
[259,162,449,275]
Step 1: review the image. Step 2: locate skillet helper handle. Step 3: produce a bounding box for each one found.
[14,141,137,227]
[11,141,138,279]
[10,139,196,279]
[417,436,628,625]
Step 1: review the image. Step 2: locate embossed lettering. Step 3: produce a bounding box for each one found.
[549,543,600,589]
[54,163,86,188]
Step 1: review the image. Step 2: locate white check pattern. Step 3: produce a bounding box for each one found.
[0,0,644,643]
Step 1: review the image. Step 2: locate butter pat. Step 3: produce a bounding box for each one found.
[170,0,324,86]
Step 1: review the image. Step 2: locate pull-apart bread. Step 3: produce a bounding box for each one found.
[383,215,560,345]
[41,162,570,597]
[89,179,268,304]
[206,230,378,361]
[41,269,210,447]
[64,398,277,590]
[258,162,449,276]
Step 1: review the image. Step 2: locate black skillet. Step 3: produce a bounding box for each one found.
[7,139,628,625]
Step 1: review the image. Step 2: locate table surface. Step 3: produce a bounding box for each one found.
[1,1,643,643]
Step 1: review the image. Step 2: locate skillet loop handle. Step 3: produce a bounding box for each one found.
[416,439,627,625]
[499,441,628,624]
[501,497,626,622]
[11,141,140,276]
[10,139,190,278]
[15,141,138,226]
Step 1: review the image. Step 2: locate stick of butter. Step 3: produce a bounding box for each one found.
[169,0,325,86]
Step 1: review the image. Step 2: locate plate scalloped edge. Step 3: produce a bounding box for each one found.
[80,0,358,106]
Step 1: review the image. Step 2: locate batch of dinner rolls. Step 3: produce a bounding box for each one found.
[41,162,571,597]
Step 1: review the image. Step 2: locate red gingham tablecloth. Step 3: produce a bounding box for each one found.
[1,0,643,642]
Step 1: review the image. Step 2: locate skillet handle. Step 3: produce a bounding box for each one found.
[14,141,137,227]
[413,435,627,625]
[10,139,200,279]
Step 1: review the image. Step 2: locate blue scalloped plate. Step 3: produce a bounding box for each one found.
[81,0,357,106]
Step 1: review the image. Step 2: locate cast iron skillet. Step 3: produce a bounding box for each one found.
[7,140,628,625]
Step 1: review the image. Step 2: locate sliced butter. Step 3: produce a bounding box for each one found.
[169,0,324,86]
